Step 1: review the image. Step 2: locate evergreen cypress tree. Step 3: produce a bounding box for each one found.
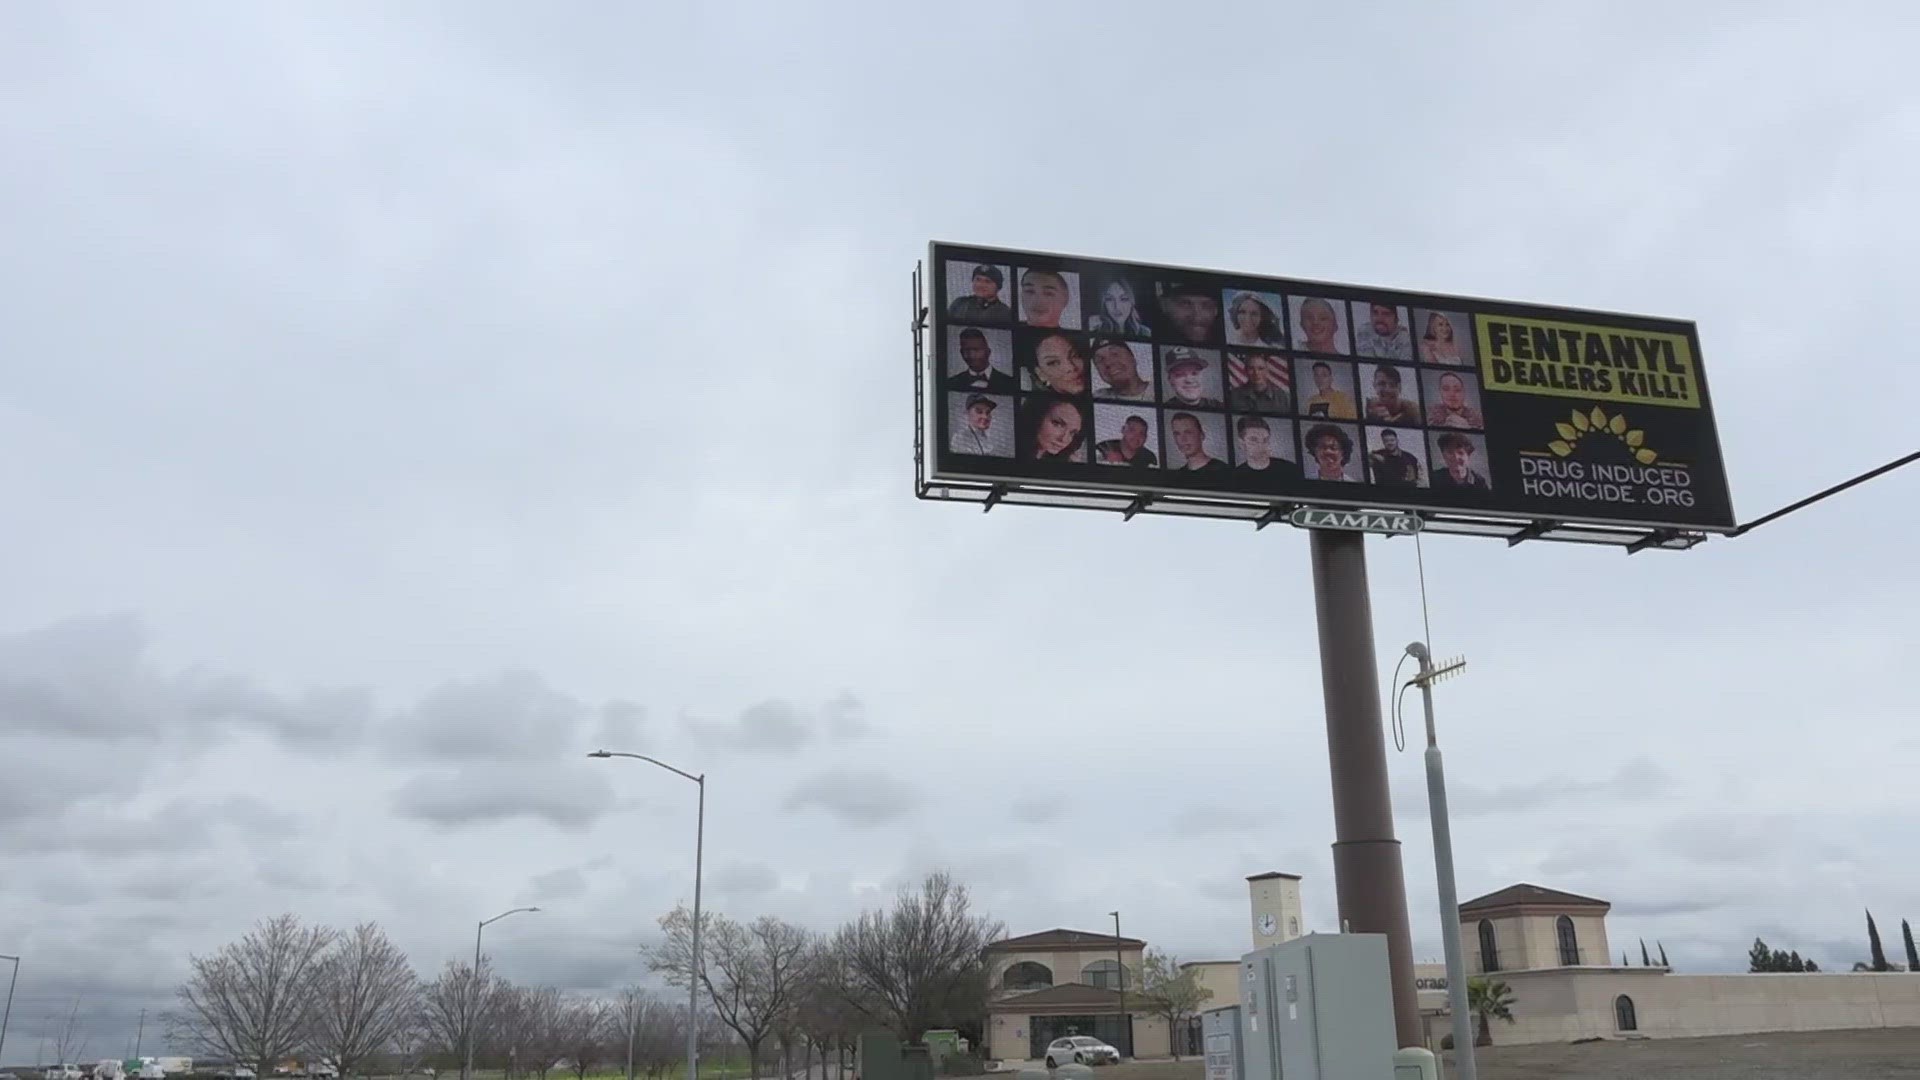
[1772,948,1791,972]
[1904,919,1919,973]
[1788,950,1804,972]
[1749,938,1773,973]
[1870,910,1892,972]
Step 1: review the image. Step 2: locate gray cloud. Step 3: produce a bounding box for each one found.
[592,700,646,750]
[528,865,590,903]
[393,763,617,831]
[708,860,779,898]
[391,671,590,759]
[781,767,918,825]
[685,695,871,752]
[1009,795,1066,825]
[821,691,870,740]
[1395,756,1672,817]
[0,616,370,748]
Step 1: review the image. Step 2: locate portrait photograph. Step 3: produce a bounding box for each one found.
[944,325,1016,393]
[1229,414,1301,481]
[942,259,1013,325]
[1364,426,1427,488]
[1300,421,1364,483]
[1018,392,1091,464]
[1089,338,1156,402]
[1294,357,1359,421]
[1081,269,1154,337]
[1160,409,1230,474]
[1222,289,1288,348]
[1159,346,1225,409]
[1016,266,1082,330]
[1422,368,1487,429]
[946,391,1015,458]
[1018,330,1091,396]
[1155,278,1223,344]
[1225,350,1292,415]
[1288,294,1351,355]
[1091,403,1162,469]
[1350,299,1414,361]
[1428,430,1493,493]
[1411,308,1475,366]
[1359,361,1423,427]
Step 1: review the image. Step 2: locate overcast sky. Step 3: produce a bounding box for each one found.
[4,1,1919,1063]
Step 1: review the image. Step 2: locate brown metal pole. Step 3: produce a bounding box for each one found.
[1308,529,1422,1047]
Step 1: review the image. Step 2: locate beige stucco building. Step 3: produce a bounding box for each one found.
[985,875,1920,1061]
[984,928,1157,1062]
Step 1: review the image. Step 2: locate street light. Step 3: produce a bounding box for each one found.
[0,953,19,1071]
[466,908,539,1080]
[589,750,705,1080]
[1108,913,1127,1059]
[1403,643,1475,1080]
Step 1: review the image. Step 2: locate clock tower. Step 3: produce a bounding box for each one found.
[1248,871,1304,949]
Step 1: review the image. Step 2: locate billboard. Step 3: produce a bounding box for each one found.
[926,243,1736,533]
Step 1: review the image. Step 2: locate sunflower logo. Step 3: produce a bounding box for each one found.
[1547,406,1658,464]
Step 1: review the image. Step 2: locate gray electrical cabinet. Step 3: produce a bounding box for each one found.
[1202,1006,1243,1080]
[1238,933,1396,1080]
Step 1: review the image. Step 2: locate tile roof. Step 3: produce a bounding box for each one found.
[1459,883,1610,913]
[986,929,1147,953]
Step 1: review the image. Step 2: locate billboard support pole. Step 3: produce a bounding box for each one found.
[1307,529,1422,1048]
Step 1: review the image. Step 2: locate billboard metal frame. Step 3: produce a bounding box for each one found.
[912,261,1705,553]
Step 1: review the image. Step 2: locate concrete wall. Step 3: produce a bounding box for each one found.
[1484,970,1920,1046]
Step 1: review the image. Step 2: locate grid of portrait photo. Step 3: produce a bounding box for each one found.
[939,256,1496,495]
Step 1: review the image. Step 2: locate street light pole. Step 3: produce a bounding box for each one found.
[466,909,539,1080]
[1405,643,1475,1080]
[1109,912,1127,1059]
[590,751,706,1080]
[0,953,19,1070]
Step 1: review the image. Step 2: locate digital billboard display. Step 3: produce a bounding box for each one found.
[928,243,1736,532]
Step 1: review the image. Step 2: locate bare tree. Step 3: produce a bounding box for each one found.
[167,914,338,1078]
[828,873,1001,1042]
[616,991,683,1080]
[555,999,613,1080]
[309,923,420,1078]
[421,959,500,1080]
[477,984,552,1080]
[52,998,88,1065]
[611,988,671,1080]
[389,1006,434,1079]
[646,907,812,1079]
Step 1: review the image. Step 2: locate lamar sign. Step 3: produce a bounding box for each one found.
[1289,507,1423,535]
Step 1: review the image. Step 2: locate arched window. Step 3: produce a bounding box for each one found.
[1556,916,1580,966]
[1002,961,1053,991]
[1614,994,1638,1032]
[1477,919,1500,973]
[1082,959,1127,991]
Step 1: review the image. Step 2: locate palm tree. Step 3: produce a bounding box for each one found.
[1467,977,1516,1047]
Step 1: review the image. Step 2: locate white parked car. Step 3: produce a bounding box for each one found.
[46,1067,84,1080]
[1043,1038,1119,1067]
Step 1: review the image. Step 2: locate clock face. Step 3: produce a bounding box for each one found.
[1259,913,1277,936]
